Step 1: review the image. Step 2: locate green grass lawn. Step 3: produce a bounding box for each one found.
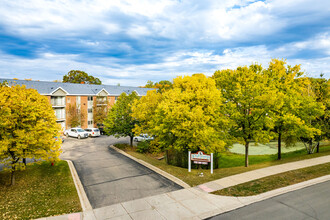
[230,141,312,155]
[0,160,81,220]
[213,162,330,197]
[219,145,330,168]
[115,143,330,186]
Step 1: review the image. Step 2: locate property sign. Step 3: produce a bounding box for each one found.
[193,161,208,165]
[188,151,214,174]
[191,151,211,163]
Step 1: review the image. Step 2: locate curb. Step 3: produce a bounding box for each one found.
[202,175,330,219]
[66,160,93,212]
[249,174,330,203]
[109,145,191,189]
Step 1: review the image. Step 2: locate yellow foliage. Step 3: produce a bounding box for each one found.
[0,85,62,173]
[132,74,228,153]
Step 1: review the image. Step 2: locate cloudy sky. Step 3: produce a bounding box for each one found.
[0,0,329,86]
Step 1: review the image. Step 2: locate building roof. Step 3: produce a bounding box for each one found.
[0,78,155,96]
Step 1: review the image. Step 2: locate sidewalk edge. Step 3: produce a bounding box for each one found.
[109,145,191,189]
[202,175,330,219]
[66,160,93,212]
[251,174,330,203]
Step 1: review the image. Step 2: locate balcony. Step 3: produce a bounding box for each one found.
[51,96,66,107]
[96,97,107,106]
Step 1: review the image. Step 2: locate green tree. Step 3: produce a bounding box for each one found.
[144,80,155,88]
[63,70,101,85]
[310,76,329,152]
[104,92,139,146]
[143,80,173,93]
[263,59,312,159]
[297,77,325,154]
[213,65,278,167]
[0,85,62,185]
[133,74,229,155]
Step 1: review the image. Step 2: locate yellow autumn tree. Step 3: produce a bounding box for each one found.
[132,89,163,136]
[213,64,279,167]
[0,85,62,185]
[263,59,323,158]
[133,74,229,155]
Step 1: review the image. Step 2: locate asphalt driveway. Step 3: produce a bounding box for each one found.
[60,135,182,208]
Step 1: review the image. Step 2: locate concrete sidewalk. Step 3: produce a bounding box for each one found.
[39,155,330,220]
[197,154,330,193]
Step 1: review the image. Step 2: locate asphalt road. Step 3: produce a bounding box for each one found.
[209,180,330,220]
[60,135,182,209]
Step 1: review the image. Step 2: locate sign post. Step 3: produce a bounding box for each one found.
[188,151,213,174]
[188,151,191,172]
[211,153,213,174]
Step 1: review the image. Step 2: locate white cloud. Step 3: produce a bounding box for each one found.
[0,0,329,85]
[294,33,330,55]
[274,33,330,56]
[0,0,310,42]
[80,40,100,47]
[1,42,328,88]
[127,25,151,37]
[205,1,283,41]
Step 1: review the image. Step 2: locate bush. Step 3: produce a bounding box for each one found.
[136,141,151,153]
[166,149,188,168]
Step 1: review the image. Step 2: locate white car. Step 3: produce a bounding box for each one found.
[64,127,89,139]
[133,134,154,142]
[84,128,101,137]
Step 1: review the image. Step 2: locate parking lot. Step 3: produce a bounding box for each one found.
[60,135,182,208]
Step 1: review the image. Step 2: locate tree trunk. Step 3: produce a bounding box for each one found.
[245,141,249,167]
[308,140,313,154]
[278,132,282,160]
[130,135,133,147]
[166,150,169,164]
[23,158,26,166]
[317,142,320,153]
[11,171,15,186]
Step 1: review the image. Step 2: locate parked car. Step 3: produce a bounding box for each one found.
[84,128,101,137]
[133,134,154,142]
[97,123,105,135]
[64,127,89,139]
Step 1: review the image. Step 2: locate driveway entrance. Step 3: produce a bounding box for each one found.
[60,136,182,208]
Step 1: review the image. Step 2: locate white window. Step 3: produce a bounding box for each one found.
[51,96,65,106]
[88,108,93,113]
[88,96,93,101]
[55,108,65,120]
[88,120,93,125]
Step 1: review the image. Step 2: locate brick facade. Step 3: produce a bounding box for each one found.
[1,78,155,131]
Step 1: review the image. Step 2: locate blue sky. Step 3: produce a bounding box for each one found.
[0,0,329,86]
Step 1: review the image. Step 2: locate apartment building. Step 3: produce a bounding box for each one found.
[0,79,154,130]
